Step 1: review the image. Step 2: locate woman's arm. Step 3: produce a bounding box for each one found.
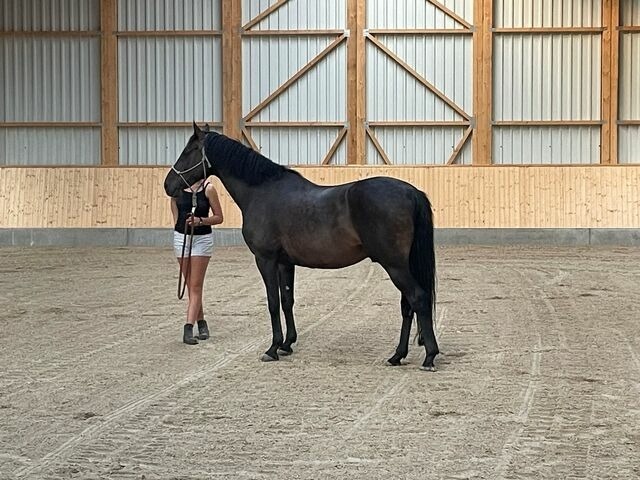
[199,182,224,226]
[170,197,178,226]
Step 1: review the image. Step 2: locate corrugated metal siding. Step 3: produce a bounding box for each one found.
[619,33,640,121]
[244,38,347,121]
[0,0,100,31]
[493,126,600,164]
[365,1,473,164]
[0,127,100,165]
[242,0,346,29]
[367,0,473,28]
[368,127,472,165]
[619,126,640,164]
[119,127,221,166]
[367,35,471,121]
[118,0,221,31]
[118,37,222,122]
[0,36,101,121]
[494,34,600,121]
[621,0,640,25]
[494,0,602,27]
[248,127,346,165]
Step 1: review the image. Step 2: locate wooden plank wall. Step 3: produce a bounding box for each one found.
[1,166,639,229]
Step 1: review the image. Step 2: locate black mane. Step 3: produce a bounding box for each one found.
[204,132,300,185]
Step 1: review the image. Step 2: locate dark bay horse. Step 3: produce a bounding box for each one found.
[164,124,439,370]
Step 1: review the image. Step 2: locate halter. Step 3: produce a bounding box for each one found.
[171,146,211,191]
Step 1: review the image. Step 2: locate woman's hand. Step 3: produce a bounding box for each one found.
[186,215,204,227]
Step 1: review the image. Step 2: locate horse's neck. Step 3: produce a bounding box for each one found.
[214,173,253,211]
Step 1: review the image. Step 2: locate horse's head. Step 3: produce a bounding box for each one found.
[164,122,212,197]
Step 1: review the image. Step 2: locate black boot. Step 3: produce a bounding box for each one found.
[183,324,198,345]
[197,319,210,340]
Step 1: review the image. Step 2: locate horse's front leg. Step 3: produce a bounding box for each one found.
[255,256,283,361]
[277,263,296,356]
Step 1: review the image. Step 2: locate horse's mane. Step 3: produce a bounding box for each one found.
[204,132,300,185]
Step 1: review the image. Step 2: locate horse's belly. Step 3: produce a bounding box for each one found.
[284,241,366,269]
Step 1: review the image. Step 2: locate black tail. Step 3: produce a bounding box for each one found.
[409,190,436,343]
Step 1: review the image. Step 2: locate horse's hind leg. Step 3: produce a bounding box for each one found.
[383,266,439,371]
[386,295,413,366]
[255,256,283,361]
[277,263,296,355]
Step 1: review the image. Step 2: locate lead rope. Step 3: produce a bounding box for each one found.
[177,190,198,299]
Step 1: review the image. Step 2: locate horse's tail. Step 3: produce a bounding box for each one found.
[409,190,436,343]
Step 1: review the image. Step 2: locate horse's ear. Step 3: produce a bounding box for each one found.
[193,121,201,135]
[203,123,211,133]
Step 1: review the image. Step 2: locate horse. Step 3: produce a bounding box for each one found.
[164,123,439,371]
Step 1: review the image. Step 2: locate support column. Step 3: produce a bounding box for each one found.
[100,0,118,165]
[222,0,242,140]
[347,0,366,164]
[602,0,619,164]
[473,0,492,165]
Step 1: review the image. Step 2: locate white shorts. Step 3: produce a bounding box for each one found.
[173,231,214,258]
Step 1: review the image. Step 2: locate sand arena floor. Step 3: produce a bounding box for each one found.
[0,245,639,479]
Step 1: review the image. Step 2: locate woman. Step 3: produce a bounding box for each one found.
[171,176,224,345]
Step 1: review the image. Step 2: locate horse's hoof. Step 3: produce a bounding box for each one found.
[260,353,278,362]
[277,346,293,356]
[386,355,403,366]
[419,365,437,372]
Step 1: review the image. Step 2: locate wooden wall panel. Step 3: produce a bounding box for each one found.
[2,166,640,229]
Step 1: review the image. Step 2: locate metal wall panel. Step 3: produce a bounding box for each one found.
[367,35,471,121]
[244,37,347,121]
[494,0,602,28]
[118,0,221,31]
[494,34,600,121]
[368,127,472,165]
[621,0,640,25]
[367,0,473,28]
[493,126,600,164]
[619,33,640,121]
[0,127,100,165]
[0,0,100,31]
[365,0,473,164]
[242,0,346,29]
[119,127,221,166]
[118,37,222,122]
[1,36,101,122]
[619,126,640,164]
[249,127,346,165]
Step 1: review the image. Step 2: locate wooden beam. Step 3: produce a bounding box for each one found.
[365,127,391,165]
[347,0,366,164]
[493,120,604,126]
[368,29,472,35]
[222,0,242,140]
[118,122,224,128]
[446,127,473,165]
[242,0,290,31]
[610,0,619,165]
[116,30,222,37]
[100,0,118,166]
[367,33,469,120]
[241,128,260,151]
[601,0,620,165]
[493,27,605,34]
[0,31,100,37]
[243,30,345,36]
[472,0,483,164]
[244,122,346,127]
[473,0,493,165]
[369,121,470,126]
[321,128,348,165]
[244,34,347,122]
[0,122,101,127]
[425,0,472,29]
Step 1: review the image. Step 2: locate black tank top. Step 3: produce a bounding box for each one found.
[174,184,213,235]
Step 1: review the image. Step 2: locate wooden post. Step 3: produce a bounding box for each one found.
[222,0,242,140]
[610,0,619,164]
[100,0,118,165]
[347,0,366,164]
[602,0,619,165]
[473,0,492,165]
